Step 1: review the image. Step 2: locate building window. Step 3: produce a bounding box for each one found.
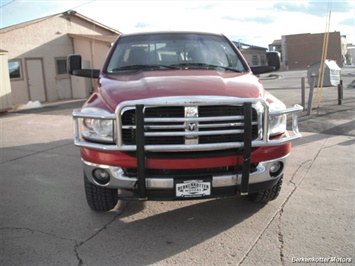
[55,58,68,77]
[260,55,266,65]
[252,55,259,66]
[8,59,22,80]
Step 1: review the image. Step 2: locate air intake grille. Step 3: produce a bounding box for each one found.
[121,105,258,146]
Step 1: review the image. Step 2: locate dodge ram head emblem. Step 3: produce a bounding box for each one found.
[187,122,198,131]
[185,122,198,143]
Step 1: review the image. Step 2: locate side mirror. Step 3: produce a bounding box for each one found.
[267,51,281,71]
[251,51,281,75]
[67,54,100,79]
[250,66,276,75]
[67,54,81,75]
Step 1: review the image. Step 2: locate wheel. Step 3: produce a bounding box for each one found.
[247,175,283,203]
[84,172,118,211]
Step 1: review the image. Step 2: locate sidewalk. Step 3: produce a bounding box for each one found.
[243,68,355,264]
[297,89,355,136]
[242,132,355,265]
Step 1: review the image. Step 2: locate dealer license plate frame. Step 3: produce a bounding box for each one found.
[175,178,212,198]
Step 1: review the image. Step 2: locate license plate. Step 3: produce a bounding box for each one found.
[175,179,211,198]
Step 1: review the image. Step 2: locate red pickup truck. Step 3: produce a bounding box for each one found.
[68,32,302,211]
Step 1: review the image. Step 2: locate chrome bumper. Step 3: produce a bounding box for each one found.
[83,154,289,190]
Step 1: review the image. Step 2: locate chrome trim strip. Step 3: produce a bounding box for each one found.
[122,121,257,130]
[270,104,303,116]
[72,111,115,119]
[144,115,245,122]
[144,129,245,137]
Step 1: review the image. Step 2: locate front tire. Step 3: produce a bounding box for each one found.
[84,173,118,211]
[247,175,283,203]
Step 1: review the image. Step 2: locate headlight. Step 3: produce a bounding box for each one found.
[269,114,286,136]
[81,107,115,143]
[265,92,287,137]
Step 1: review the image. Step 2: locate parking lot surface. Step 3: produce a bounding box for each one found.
[1,68,354,265]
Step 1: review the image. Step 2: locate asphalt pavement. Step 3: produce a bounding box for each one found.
[0,68,354,266]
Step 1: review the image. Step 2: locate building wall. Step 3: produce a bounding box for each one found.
[0,51,13,111]
[340,35,347,64]
[70,37,112,98]
[284,32,342,70]
[346,45,354,65]
[241,49,267,67]
[1,13,117,105]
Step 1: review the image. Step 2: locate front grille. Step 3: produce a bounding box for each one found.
[120,104,259,146]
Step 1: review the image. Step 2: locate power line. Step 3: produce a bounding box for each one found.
[69,0,96,11]
[0,0,16,9]
[0,0,95,10]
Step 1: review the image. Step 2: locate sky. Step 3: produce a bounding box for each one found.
[0,0,354,48]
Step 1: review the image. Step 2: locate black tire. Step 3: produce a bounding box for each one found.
[84,173,118,211]
[247,175,283,203]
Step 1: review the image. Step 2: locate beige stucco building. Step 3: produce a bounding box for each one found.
[233,41,268,67]
[0,11,120,105]
[269,32,344,70]
[0,49,13,111]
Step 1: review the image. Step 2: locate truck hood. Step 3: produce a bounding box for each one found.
[98,70,265,110]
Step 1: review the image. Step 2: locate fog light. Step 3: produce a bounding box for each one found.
[270,162,283,177]
[93,168,110,185]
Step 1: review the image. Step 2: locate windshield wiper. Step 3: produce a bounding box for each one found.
[111,64,180,72]
[212,65,243,72]
[171,63,242,72]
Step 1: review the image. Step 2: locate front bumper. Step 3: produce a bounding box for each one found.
[83,154,288,191]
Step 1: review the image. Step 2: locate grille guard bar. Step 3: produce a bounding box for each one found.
[73,96,303,152]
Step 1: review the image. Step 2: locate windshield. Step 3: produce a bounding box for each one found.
[105,33,247,73]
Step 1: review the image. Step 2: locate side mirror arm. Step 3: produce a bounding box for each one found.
[250,66,276,75]
[67,54,100,79]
